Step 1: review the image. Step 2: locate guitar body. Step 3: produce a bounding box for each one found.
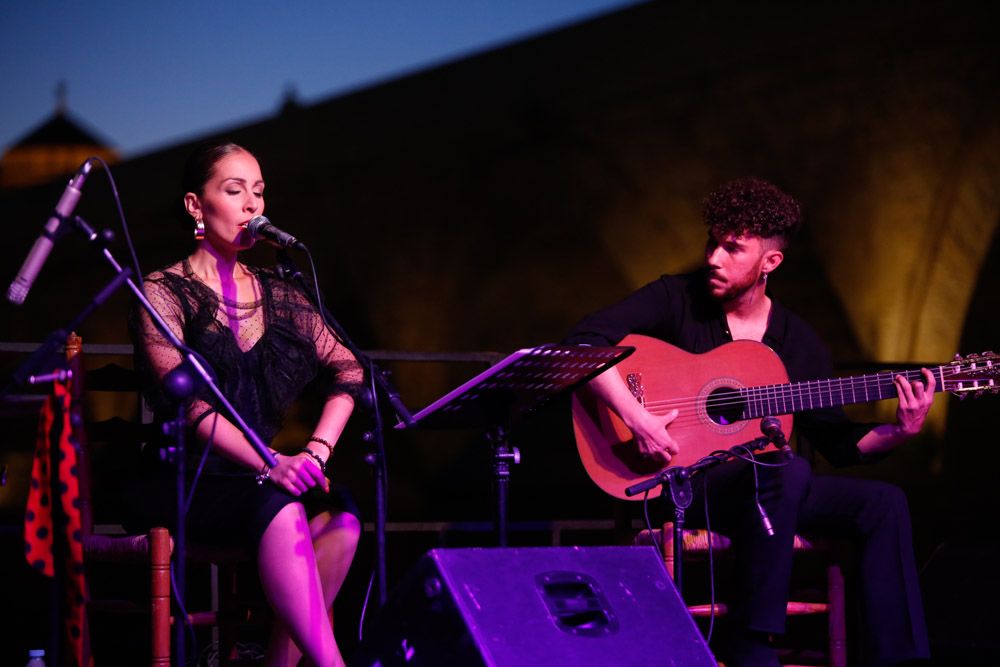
[572,334,793,500]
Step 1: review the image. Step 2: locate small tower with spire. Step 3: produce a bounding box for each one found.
[0,82,119,190]
[55,80,68,115]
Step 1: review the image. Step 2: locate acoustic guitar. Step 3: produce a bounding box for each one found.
[571,334,998,500]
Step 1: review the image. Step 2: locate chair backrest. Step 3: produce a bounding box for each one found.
[66,333,92,536]
[65,334,152,539]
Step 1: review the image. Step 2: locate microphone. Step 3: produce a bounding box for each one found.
[245,216,306,250]
[7,159,94,305]
[761,416,794,460]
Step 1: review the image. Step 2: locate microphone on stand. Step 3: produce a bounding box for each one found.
[761,416,794,460]
[753,416,793,537]
[7,159,94,304]
[244,216,306,251]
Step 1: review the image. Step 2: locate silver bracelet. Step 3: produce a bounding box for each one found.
[255,452,279,485]
[255,464,270,485]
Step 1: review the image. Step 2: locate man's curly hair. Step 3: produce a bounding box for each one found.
[703,177,802,249]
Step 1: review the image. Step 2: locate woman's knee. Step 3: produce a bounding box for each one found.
[338,512,362,547]
[312,510,362,546]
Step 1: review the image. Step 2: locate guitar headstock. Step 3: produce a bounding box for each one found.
[945,351,1000,398]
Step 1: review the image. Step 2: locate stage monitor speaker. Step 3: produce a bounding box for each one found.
[351,546,715,666]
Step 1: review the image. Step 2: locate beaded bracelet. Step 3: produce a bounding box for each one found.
[302,448,327,474]
[308,436,334,456]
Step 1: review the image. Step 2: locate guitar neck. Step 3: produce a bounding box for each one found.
[741,366,945,419]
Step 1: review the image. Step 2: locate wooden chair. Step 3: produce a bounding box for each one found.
[636,524,846,667]
[68,334,259,666]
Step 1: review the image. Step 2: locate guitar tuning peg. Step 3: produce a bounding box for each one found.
[953,353,963,361]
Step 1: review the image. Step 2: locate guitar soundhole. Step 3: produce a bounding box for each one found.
[705,387,746,426]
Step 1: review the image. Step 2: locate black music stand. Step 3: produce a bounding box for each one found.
[398,343,634,545]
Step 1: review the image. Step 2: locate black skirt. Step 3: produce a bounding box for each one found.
[122,466,361,551]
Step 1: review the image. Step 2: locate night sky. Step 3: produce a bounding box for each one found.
[0,1,638,157]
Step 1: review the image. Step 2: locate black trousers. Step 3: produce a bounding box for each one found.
[661,454,930,667]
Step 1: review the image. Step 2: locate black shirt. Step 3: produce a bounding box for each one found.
[565,269,875,467]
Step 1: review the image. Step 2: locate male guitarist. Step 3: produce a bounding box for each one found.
[565,178,934,667]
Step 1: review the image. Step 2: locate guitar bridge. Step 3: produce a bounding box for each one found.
[626,372,645,407]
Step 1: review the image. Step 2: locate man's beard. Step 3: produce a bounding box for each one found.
[707,269,760,304]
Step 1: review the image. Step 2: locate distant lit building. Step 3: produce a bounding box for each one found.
[0,84,118,190]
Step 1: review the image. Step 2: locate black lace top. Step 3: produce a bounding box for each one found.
[131,261,364,470]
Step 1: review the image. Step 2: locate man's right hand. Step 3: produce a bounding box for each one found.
[584,365,682,463]
[627,408,680,462]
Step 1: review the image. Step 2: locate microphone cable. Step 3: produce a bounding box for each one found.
[641,447,795,647]
[294,245,391,643]
[81,156,146,290]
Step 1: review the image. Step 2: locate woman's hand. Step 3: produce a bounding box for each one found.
[268,452,330,495]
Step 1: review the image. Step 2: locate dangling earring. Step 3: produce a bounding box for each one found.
[761,271,768,283]
[193,217,206,241]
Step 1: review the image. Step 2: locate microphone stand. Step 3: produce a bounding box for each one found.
[1,270,131,402]
[64,215,275,662]
[625,419,788,597]
[276,250,414,606]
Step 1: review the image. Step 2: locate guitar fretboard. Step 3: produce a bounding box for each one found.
[739,367,946,419]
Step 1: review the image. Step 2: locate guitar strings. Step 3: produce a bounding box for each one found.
[631,384,972,429]
[640,385,964,420]
[636,367,958,414]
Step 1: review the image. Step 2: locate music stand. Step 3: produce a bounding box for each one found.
[398,343,634,545]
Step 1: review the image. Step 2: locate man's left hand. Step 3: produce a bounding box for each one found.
[893,368,936,436]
